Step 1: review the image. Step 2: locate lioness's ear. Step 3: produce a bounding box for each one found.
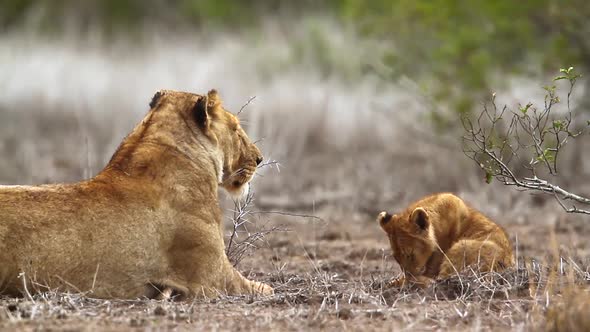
[410,207,429,230]
[207,89,221,109]
[193,95,209,128]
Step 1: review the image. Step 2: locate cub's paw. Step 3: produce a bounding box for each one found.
[387,275,407,288]
[387,275,433,289]
[412,275,434,289]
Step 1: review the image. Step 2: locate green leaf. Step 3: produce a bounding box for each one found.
[537,149,555,162]
[519,103,532,114]
[560,66,574,74]
[485,171,493,184]
[543,85,556,93]
[552,120,564,130]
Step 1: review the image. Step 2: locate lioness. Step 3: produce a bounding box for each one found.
[378,193,514,288]
[0,90,273,299]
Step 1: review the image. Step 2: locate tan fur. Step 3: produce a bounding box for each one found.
[377,193,514,288]
[0,89,272,299]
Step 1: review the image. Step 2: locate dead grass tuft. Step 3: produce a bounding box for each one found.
[545,288,590,332]
[429,267,532,301]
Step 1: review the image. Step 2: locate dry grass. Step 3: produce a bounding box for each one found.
[546,289,590,332]
[1,217,589,331]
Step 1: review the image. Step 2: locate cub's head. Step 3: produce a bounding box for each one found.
[377,208,437,278]
[145,89,262,198]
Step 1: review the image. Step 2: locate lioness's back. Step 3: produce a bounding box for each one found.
[0,182,166,297]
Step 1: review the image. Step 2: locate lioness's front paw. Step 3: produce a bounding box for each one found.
[251,281,274,296]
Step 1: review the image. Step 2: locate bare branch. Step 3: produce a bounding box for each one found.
[462,68,590,216]
[225,188,298,267]
[237,96,257,116]
[250,210,324,222]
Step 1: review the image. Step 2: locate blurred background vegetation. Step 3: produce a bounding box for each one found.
[2,0,589,116]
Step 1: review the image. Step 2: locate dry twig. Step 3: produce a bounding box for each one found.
[462,67,590,215]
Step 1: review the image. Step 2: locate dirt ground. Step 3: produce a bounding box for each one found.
[0,203,588,331]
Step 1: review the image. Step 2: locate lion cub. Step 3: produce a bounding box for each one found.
[377,193,514,288]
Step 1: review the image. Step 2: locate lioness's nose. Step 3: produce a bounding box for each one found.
[256,156,263,165]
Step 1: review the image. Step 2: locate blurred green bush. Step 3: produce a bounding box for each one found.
[337,0,590,115]
[2,0,589,115]
[0,0,332,31]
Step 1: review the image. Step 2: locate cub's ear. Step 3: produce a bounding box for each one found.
[193,95,209,129]
[149,91,162,109]
[377,211,394,232]
[410,207,429,230]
